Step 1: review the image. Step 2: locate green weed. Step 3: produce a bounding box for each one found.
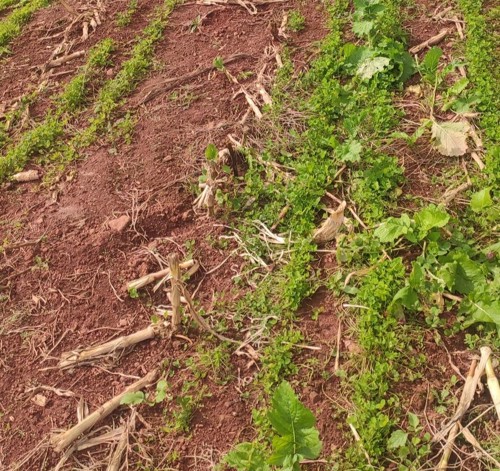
[457,0,499,201]
[0,0,51,55]
[163,386,209,434]
[287,10,306,32]
[0,39,114,180]
[115,0,138,27]
[0,0,23,14]
[224,381,321,471]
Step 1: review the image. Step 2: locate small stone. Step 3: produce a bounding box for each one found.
[108,215,131,233]
[119,318,128,327]
[12,170,40,182]
[181,210,192,221]
[309,391,321,404]
[32,394,48,407]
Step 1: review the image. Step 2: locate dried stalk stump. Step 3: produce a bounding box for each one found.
[51,369,157,452]
[59,325,162,368]
[169,253,182,331]
[126,259,196,291]
[434,347,491,443]
[410,29,449,54]
[47,50,86,69]
[312,200,346,244]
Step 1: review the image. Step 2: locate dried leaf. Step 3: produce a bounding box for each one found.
[356,56,391,80]
[312,201,346,244]
[431,120,469,156]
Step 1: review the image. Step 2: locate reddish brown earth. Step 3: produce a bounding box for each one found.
[0,0,166,123]
[0,0,487,469]
[0,1,331,469]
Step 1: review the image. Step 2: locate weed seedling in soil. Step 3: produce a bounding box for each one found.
[115,0,138,27]
[224,381,321,471]
[287,10,306,32]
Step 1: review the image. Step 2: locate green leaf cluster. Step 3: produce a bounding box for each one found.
[120,379,169,406]
[374,204,449,243]
[224,382,321,471]
[374,206,499,334]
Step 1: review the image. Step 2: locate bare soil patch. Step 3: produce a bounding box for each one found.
[0,2,329,468]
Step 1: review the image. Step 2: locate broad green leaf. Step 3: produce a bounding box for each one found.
[357,56,391,79]
[398,51,416,83]
[387,430,408,449]
[462,299,500,334]
[409,262,424,289]
[421,47,442,82]
[267,382,322,466]
[224,443,269,471]
[451,93,481,113]
[470,188,492,212]
[343,45,372,70]
[270,430,321,467]
[431,120,469,156]
[408,412,420,429]
[120,391,145,405]
[438,251,486,294]
[483,241,500,256]
[352,20,374,37]
[414,204,449,239]
[154,379,168,403]
[374,213,411,243]
[339,140,362,162]
[205,143,218,161]
[268,382,316,435]
[392,285,419,310]
[448,77,469,96]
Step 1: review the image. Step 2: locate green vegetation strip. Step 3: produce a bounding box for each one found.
[0,0,180,180]
[457,0,500,187]
[0,0,51,55]
[0,39,114,179]
[0,0,22,15]
[41,0,179,169]
[214,0,499,468]
[116,0,138,27]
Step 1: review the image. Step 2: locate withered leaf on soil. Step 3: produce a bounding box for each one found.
[431,120,470,156]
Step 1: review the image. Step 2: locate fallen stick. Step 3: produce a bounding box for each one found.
[348,423,372,465]
[12,170,40,182]
[460,423,500,468]
[410,29,449,54]
[47,50,86,68]
[169,254,182,331]
[51,369,157,452]
[433,6,452,20]
[59,325,162,368]
[434,348,490,442]
[312,201,346,244]
[138,53,250,105]
[334,320,342,372]
[108,411,136,471]
[452,15,464,39]
[126,259,195,291]
[441,181,471,205]
[437,422,459,470]
[483,348,500,420]
[470,151,485,170]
